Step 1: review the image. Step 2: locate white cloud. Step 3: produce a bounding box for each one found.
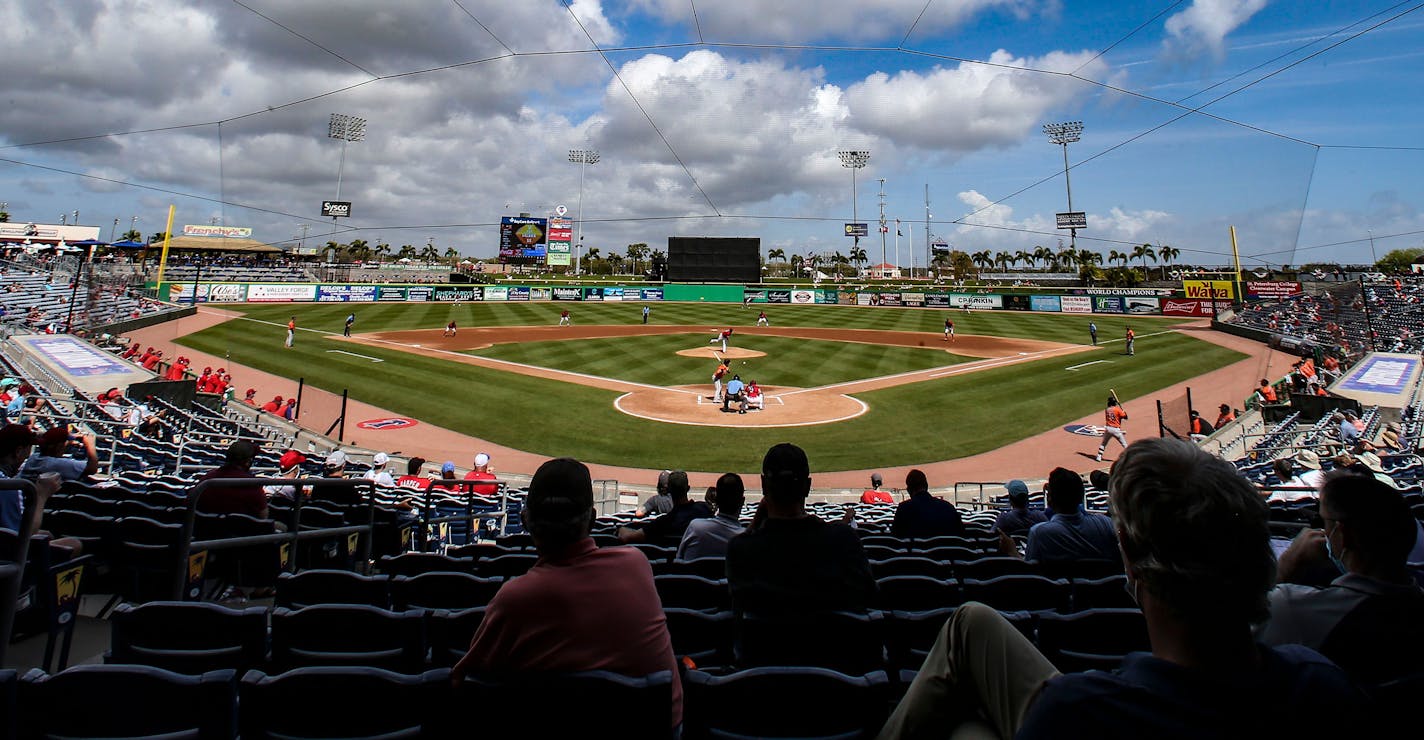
[1163,0,1269,59]
[844,49,1106,151]
[628,0,1043,43]
[950,189,1172,252]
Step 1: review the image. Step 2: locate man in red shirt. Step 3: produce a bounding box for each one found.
[463,452,498,496]
[260,396,283,414]
[395,457,432,491]
[195,440,270,519]
[861,472,894,504]
[452,457,681,727]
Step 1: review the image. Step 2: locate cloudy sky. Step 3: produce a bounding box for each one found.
[2,0,1421,268]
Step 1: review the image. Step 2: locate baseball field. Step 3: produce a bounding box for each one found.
[174,300,1245,471]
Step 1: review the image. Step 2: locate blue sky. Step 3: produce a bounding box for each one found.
[0,0,1420,268]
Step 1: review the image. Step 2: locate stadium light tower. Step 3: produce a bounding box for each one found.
[1043,121,1083,251]
[838,150,870,254]
[328,113,367,208]
[568,149,600,275]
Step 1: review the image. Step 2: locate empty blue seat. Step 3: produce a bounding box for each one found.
[239,666,448,739]
[19,665,237,739]
[683,667,890,739]
[108,601,268,674]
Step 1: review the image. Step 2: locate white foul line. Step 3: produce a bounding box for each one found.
[326,349,384,362]
[1065,360,1112,371]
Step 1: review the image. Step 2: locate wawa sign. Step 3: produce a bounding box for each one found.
[1181,280,1235,299]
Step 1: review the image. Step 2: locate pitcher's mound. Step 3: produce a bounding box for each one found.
[675,346,766,359]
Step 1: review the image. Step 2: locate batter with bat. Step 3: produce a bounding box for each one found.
[1096,391,1128,462]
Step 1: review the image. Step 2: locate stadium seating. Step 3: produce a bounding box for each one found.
[17,665,238,739]
[240,666,448,739]
[683,667,891,740]
[108,601,268,674]
[269,605,426,673]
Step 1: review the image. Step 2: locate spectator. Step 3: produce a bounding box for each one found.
[260,395,283,414]
[1257,378,1279,405]
[860,472,894,505]
[363,452,395,488]
[195,440,269,519]
[725,443,875,614]
[891,469,964,538]
[395,456,430,490]
[676,473,746,560]
[993,479,1047,537]
[241,388,258,406]
[309,450,361,507]
[1258,474,1424,687]
[430,461,460,491]
[20,426,98,482]
[635,470,674,517]
[1021,467,1116,563]
[263,449,306,500]
[1216,403,1236,428]
[1354,452,1397,488]
[452,457,681,727]
[1295,449,1327,489]
[617,470,711,545]
[1265,458,1312,503]
[878,438,1368,740]
[462,452,497,496]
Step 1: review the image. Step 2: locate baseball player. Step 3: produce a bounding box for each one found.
[1096,395,1128,462]
[344,313,355,337]
[708,327,733,353]
[559,309,571,326]
[1125,326,1136,356]
[756,310,769,327]
[1089,321,1098,346]
[943,318,955,341]
[711,359,729,403]
[444,320,457,337]
[285,316,296,348]
[642,305,650,324]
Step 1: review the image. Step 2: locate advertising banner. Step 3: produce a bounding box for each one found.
[584,287,603,301]
[170,283,247,304]
[1030,295,1061,312]
[182,225,252,238]
[546,218,573,267]
[815,290,838,304]
[838,291,856,305]
[925,293,953,308]
[878,293,902,307]
[1182,280,1235,299]
[206,284,247,303]
[767,290,791,304]
[1004,295,1030,311]
[1124,296,1161,315]
[553,287,582,301]
[742,289,766,304]
[484,286,509,302]
[431,286,481,302]
[507,286,531,302]
[639,288,664,301]
[247,284,316,302]
[790,289,815,304]
[529,287,551,301]
[900,292,925,307]
[316,285,377,302]
[1245,281,1303,299]
[1081,288,1176,296]
[378,287,407,302]
[1092,296,1125,313]
[951,293,1003,309]
[1162,299,1230,317]
[603,287,624,302]
[406,287,433,302]
[1060,295,1093,313]
[168,283,209,304]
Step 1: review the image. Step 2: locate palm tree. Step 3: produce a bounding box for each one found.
[420,244,440,264]
[374,242,391,263]
[120,229,142,242]
[1056,246,1077,272]
[790,254,804,278]
[626,243,648,275]
[993,251,1010,272]
[849,245,867,275]
[1033,245,1053,271]
[1077,249,1104,284]
[767,247,785,276]
[971,250,993,273]
[444,247,459,266]
[1157,244,1180,280]
[1014,249,1033,271]
[397,244,417,261]
[1131,243,1156,274]
[1107,249,1126,268]
[323,241,344,262]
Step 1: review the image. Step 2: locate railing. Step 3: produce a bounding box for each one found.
[0,478,40,666]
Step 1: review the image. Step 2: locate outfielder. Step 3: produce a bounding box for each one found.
[559,309,571,326]
[285,316,296,348]
[756,310,769,327]
[1096,395,1128,462]
[943,318,955,341]
[708,327,733,353]
[1125,326,1136,356]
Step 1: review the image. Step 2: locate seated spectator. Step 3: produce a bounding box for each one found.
[260,395,283,414]
[1354,452,1397,488]
[241,388,258,406]
[677,473,747,560]
[363,452,395,488]
[1215,403,1236,428]
[0,424,82,555]
[462,452,497,496]
[878,438,1369,740]
[726,443,875,614]
[1021,467,1116,563]
[1256,378,1279,405]
[1258,474,1424,687]
[195,440,269,519]
[429,461,460,491]
[617,470,711,545]
[891,469,964,538]
[1295,449,1326,489]
[452,457,681,727]
[20,426,98,482]
[860,472,894,505]
[993,479,1047,537]
[1336,412,1361,446]
[395,457,431,490]
[263,449,306,500]
[1265,458,1312,502]
[635,470,674,518]
[309,450,361,507]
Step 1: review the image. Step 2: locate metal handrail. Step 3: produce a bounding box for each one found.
[416,479,515,548]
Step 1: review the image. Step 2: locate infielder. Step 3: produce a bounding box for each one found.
[344,313,355,337]
[559,309,571,326]
[444,320,457,337]
[711,359,729,403]
[708,327,733,353]
[943,318,955,341]
[1096,395,1128,462]
[756,310,769,327]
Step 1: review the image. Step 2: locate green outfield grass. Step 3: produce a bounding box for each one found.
[470,333,974,388]
[176,302,1241,471]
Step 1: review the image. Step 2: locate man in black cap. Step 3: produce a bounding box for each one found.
[195,440,270,519]
[725,442,875,614]
[635,470,674,517]
[453,457,681,727]
[617,470,712,545]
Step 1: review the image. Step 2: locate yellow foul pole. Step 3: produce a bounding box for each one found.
[1229,225,1243,305]
[155,205,176,287]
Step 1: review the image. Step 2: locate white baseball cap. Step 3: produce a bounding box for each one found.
[474,452,490,467]
[325,450,347,468]
[373,452,389,466]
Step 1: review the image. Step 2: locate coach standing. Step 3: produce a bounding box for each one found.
[642,305,650,324]
[1089,321,1097,346]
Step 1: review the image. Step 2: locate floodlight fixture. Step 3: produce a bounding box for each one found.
[838,151,871,250]
[1042,121,1083,145]
[568,149,601,275]
[329,113,367,142]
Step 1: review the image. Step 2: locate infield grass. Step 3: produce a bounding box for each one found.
[176,302,1243,471]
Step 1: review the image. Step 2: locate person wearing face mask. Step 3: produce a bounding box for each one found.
[1257,473,1424,688]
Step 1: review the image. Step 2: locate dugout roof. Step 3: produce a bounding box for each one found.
[1328,352,1422,410]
